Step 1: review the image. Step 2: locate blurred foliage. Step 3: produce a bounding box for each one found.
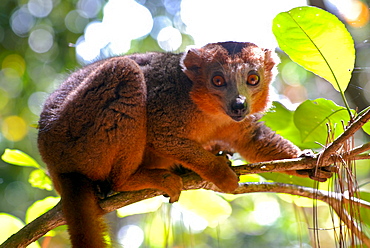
[0,0,370,247]
[0,0,83,223]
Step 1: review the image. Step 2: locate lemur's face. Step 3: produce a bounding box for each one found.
[182,42,276,122]
[203,61,264,121]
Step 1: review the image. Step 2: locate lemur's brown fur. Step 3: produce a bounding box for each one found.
[38,42,324,247]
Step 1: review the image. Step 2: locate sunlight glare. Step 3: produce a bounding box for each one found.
[11,6,35,37]
[181,0,307,48]
[157,26,183,51]
[76,0,153,62]
[76,0,309,62]
[327,0,369,27]
[252,198,281,226]
[118,225,144,248]
[28,29,54,54]
[172,203,208,233]
[28,0,53,18]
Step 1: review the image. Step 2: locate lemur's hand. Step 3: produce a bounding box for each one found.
[295,150,335,182]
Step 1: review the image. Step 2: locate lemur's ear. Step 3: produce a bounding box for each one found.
[263,48,278,71]
[181,47,203,73]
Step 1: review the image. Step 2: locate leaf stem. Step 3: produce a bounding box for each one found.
[339,87,353,119]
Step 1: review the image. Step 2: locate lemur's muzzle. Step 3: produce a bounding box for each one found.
[229,96,248,121]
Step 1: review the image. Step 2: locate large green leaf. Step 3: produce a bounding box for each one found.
[261,102,320,149]
[261,102,293,131]
[273,6,355,92]
[294,98,353,144]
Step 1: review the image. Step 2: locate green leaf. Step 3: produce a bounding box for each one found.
[262,102,321,149]
[26,197,60,226]
[358,191,370,225]
[239,174,264,183]
[178,189,232,228]
[0,213,40,247]
[26,197,59,238]
[1,149,40,168]
[362,120,370,135]
[261,101,293,131]
[28,169,53,191]
[272,6,355,92]
[294,98,352,144]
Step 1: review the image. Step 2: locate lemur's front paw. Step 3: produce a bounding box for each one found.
[296,150,336,182]
[209,156,239,193]
[295,167,334,182]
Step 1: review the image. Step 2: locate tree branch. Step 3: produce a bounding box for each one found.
[0,202,65,248]
[2,108,369,248]
[3,162,370,248]
[232,142,368,176]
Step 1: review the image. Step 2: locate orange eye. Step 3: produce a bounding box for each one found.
[212,75,226,87]
[247,73,260,86]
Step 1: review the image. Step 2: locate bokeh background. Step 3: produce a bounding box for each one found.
[0,0,369,247]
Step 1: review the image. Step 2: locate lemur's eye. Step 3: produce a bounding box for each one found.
[247,71,260,86]
[212,75,226,87]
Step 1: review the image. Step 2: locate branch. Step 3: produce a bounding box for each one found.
[3,166,370,248]
[233,142,368,176]
[0,202,65,248]
[2,109,370,248]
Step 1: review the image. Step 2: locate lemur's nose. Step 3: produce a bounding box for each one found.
[229,96,248,121]
[231,96,247,115]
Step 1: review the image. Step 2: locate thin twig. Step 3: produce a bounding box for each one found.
[347,142,370,158]
[318,108,370,167]
[232,182,370,246]
[353,154,370,160]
